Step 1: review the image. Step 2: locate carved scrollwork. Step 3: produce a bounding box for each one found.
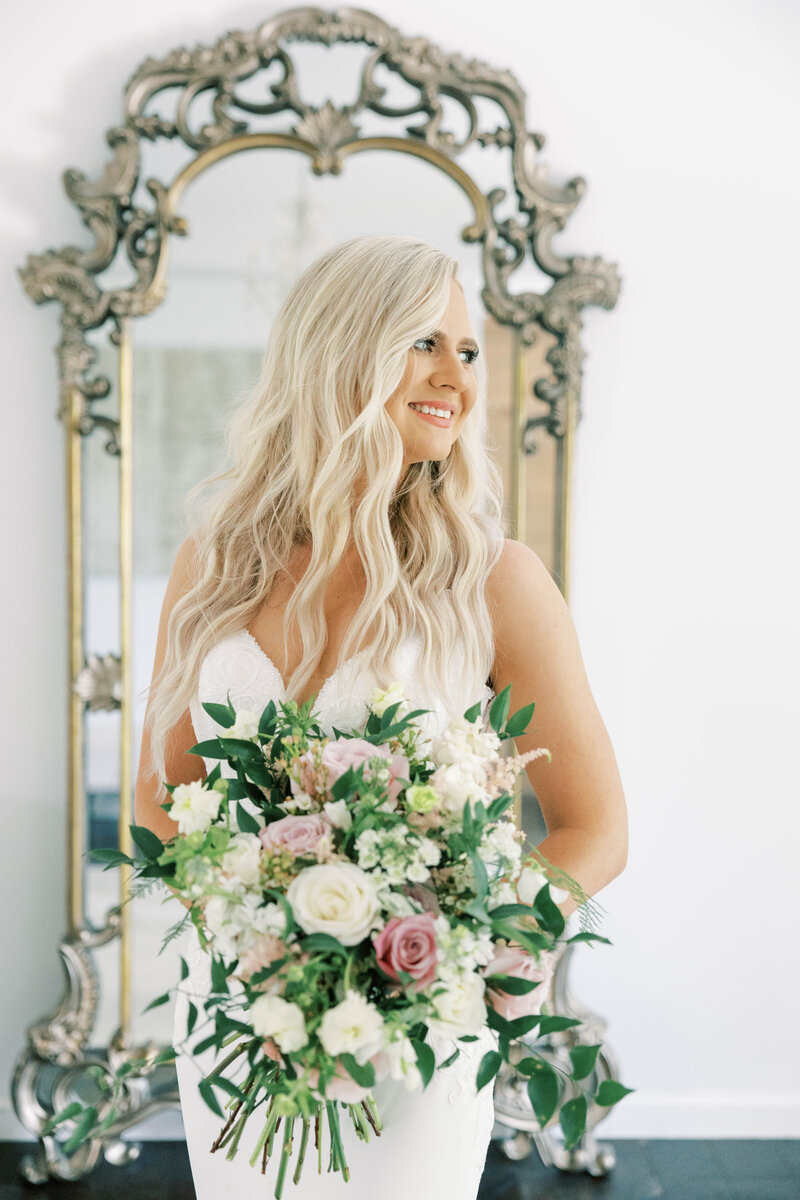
[19,4,619,438]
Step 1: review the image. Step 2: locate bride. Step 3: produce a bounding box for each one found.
[134,233,628,1198]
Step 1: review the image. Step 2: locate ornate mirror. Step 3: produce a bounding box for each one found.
[14,5,622,1184]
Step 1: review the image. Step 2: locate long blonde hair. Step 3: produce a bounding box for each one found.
[145,233,507,783]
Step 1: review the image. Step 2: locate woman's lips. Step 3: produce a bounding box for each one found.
[408,406,452,428]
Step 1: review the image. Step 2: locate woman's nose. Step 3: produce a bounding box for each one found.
[430,349,470,390]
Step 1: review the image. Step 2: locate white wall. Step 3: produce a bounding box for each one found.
[1,0,798,1141]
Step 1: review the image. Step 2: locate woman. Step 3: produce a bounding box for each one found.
[135,233,628,1198]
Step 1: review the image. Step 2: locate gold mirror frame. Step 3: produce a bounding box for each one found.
[14,5,622,1183]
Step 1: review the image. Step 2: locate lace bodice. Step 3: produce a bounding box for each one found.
[189,628,494,753]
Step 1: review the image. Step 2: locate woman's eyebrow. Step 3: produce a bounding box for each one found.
[429,329,479,351]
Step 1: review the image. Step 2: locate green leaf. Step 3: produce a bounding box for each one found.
[42,1100,83,1134]
[532,884,565,937]
[537,1015,581,1036]
[198,1079,224,1118]
[526,1060,560,1127]
[463,700,482,722]
[411,1038,435,1089]
[301,933,349,958]
[236,802,260,835]
[129,825,165,861]
[438,1048,460,1069]
[489,903,539,921]
[504,701,535,738]
[187,740,228,759]
[258,701,277,736]
[210,956,229,995]
[179,956,189,981]
[143,991,171,1012]
[201,701,236,728]
[214,1076,250,1103]
[484,974,542,996]
[339,1054,375,1088]
[594,1079,636,1106]
[569,1044,601,1081]
[559,1093,588,1150]
[489,684,511,734]
[470,853,489,901]
[565,931,612,946]
[62,1105,99,1154]
[187,1002,198,1036]
[89,848,134,868]
[476,1049,503,1091]
[505,1014,543,1039]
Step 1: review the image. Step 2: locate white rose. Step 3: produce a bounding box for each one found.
[228,708,260,740]
[428,973,487,1038]
[317,990,385,1063]
[249,994,308,1052]
[517,866,569,906]
[220,833,262,886]
[169,780,223,835]
[287,862,381,946]
[322,799,353,831]
[428,762,490,815]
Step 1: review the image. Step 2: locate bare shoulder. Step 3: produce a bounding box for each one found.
[486,538,571,669]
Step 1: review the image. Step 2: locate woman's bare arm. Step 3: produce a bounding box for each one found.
[135,536,207,845]
[486,539,628,919]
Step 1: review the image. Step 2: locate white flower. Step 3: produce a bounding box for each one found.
[428,973,486,1037]
[220,833,262,886]
[517,866,569,906]
[370,681,411,719]
[376,1034,422,1091]
[317,990,385,1063]
[322,799,353,831]
[249,994,308,1052]
[286,862,381,946]
[169,780,223,835]
[428,761,490,815]
[432,716,501,767]
[228,708,260,740]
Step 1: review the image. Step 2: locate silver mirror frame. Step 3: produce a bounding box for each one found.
[14,4,622,1183]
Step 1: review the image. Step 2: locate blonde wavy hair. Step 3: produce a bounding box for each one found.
[144,233,507,784]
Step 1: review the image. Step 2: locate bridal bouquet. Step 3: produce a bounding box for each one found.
[53,683,631,1195]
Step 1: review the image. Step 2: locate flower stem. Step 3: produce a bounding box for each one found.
[274,1115,295,1200]
[293,1118,310,1185]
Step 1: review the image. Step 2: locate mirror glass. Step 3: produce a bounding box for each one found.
[83,127,557,1044]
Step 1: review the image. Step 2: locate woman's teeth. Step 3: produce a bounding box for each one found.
[409,403,452,420]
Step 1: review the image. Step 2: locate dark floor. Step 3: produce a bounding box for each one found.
[1,1138,798,1199]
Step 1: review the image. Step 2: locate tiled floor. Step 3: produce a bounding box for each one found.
[1,1138,798,1199]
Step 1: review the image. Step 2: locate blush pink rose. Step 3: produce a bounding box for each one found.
[373,914,438,991]
[237,934,286,983]
[483,944,556,1021]
[305,1063,370,1103]
[259,813,330,856]
[319,739,409,804]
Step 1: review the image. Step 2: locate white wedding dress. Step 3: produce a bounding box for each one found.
[173,628,498,1199]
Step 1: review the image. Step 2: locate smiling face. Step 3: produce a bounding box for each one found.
[384,278,480,472]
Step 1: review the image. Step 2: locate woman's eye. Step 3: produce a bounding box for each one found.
[412,338,479,365]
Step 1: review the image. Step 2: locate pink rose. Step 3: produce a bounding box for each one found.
[373,914,438,991]
[305,1062,370,1103]
[319,739,409,804]
[237,934,287,983]
[260,813,330,856]
[483,944,555,1021]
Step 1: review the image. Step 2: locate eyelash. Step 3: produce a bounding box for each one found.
[413,335,480,365]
